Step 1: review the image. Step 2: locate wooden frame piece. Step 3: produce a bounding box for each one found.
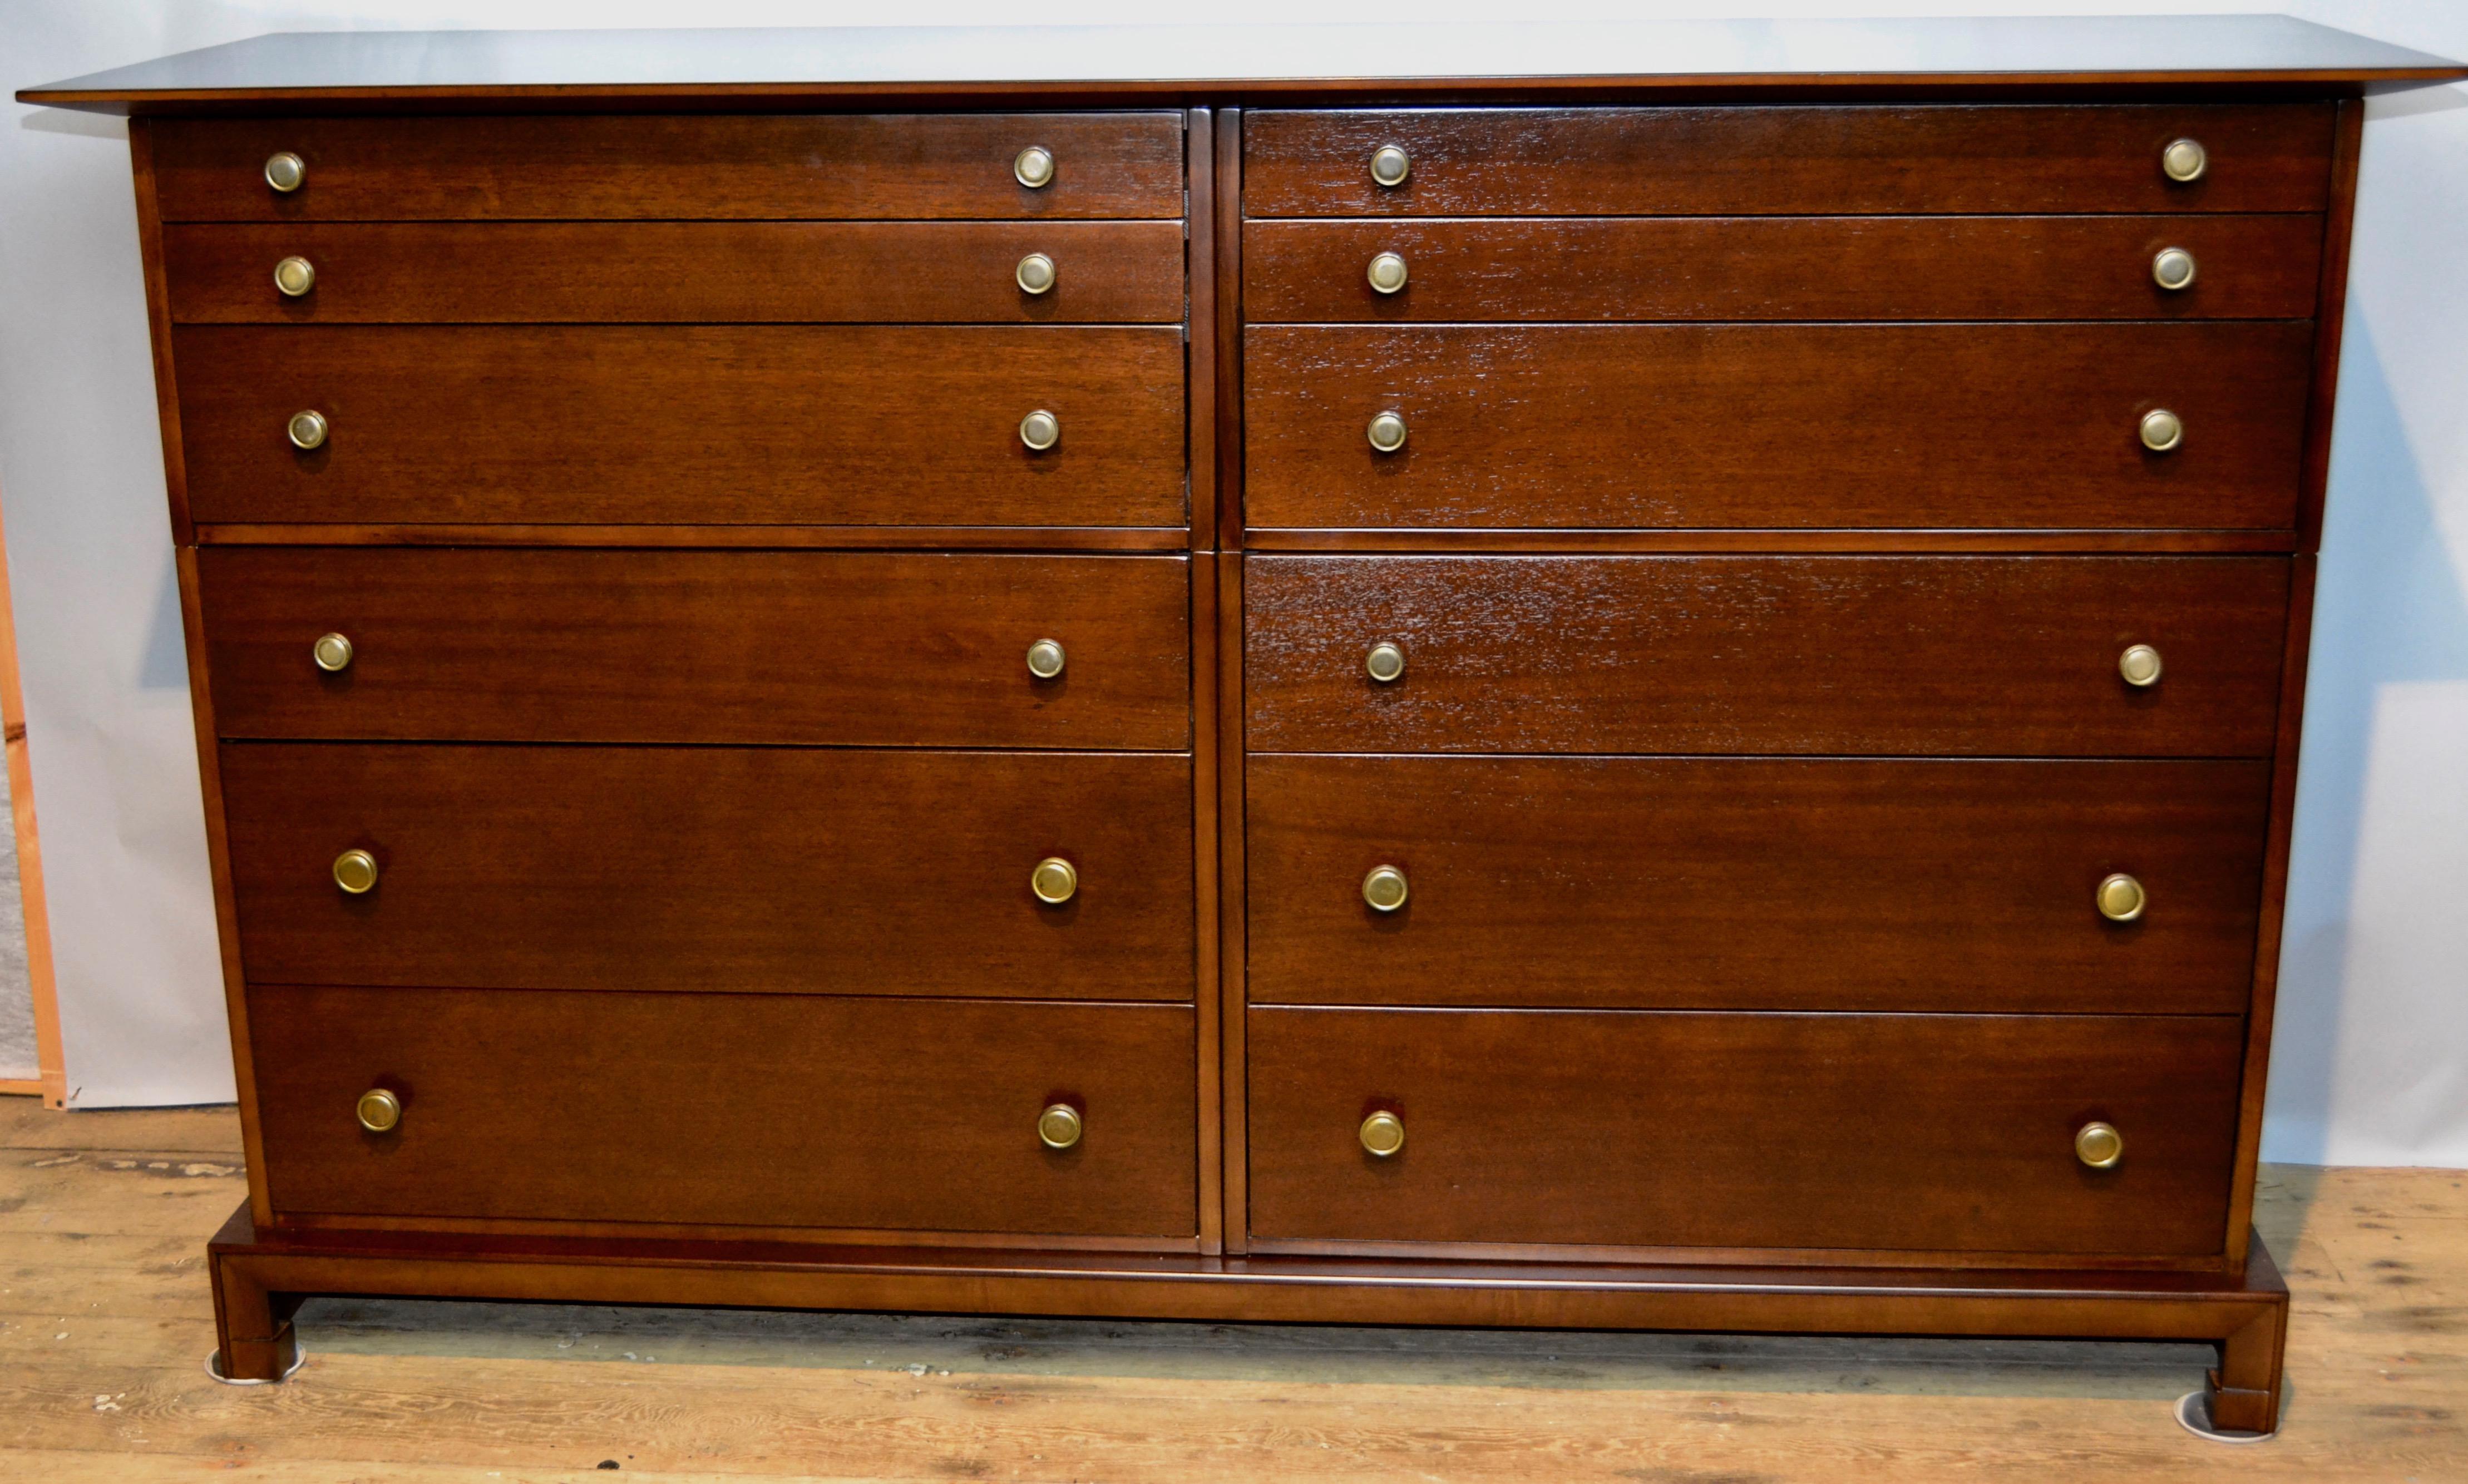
[0,486,65,1106]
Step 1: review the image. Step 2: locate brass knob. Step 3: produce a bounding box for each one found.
[1369,145,1411,188]
[1014,146,1055,189]
[273,255,316,297]
[2096,872,2148,923]
[2075,1121,2124,1169]
[1019,409,1060,452]
[2161,138,2208,184]
[1366,410,1408,454]
[1015,252,1056,295]
[332,848,379,895]
[1037,1102,1083,1150]
[1364,641,1405,684]
[287,410,328,451]
[356,1088,402,1134]
[1366,251,1409,295]
[263,151,306,193]
[1026,638,1067,680]
[2117,643,2164,688]
[1359,1110,1406,1157]
[2151,247,2197,292]
[1031,856,1078,906]
[2139,408,2184,453]
[312,632,354,672]
[1361,864,1409,913]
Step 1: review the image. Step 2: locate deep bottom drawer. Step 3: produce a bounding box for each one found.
[251,986,1197,1236]
[1248,1008,2242,1256]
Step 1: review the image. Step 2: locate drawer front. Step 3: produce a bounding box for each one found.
[1245,105,2334,217]
[166,221,1187,324]
[1245,556,2288,758]
[177,325,1185,527]
[1247,1007,2242,1255]
[251,986,1197,1235]
[200,550,1191,749]
[1248,756,2269,1015]
[1244,216,2319,323]
[1245,323,2311,532]
[156,113,1188,221]
[223,745,1193,1000]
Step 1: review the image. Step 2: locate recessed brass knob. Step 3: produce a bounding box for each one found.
[1369,145,1411,188]
[2117,644,2164,688]
[285,409,329,451]
[2139,408,2184,453]
[1366,251,1409,295]
[1015,252,1057,295]
[1362,864,1409,913]
[1014,146,1055,189]
[2161,138,2208,184]
[1367,410,1408,454]
[1365,641,1405,684]
[1031,856,1078,906]
[312,632,354,672]
[2151,247,2197,291]
[2075,1121,2124,1169]
[2096,872,2148,923]
[1037,1102,1083,1150]
[1020,409,1060,451]
[273,255,316,297]
[332,848,379,895]
[1026,638,1067,680]
[1359,1110,1406,1157]
[263,151,306,193]
[356,1088,402,1134]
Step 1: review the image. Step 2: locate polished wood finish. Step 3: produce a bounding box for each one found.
[1245,323,2313,532]
[1244,105,2338,216]
[2296,98,2367,550]
[221,745,1193,1000]
[195,523,1192,550]
[198,548,1189,749]
[1184,109,1225,1255]
[1244,555,2288,757]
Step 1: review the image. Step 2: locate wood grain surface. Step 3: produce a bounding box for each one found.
[1244,322,2313,531]
[1246,756,2271,1014]
[219,744,1193,1000]
[176,324,1187,527]
[199,548,1190,749]
[1243,555,2288,756]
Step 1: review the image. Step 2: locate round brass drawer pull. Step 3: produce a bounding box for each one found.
[1014,145,1055,189]
[263,151,306,193]
[1361,864,1409,913]
[356,1088,402,1134]
[1366,410,1408,454]
[2117,643,2164,688]
[2075,1120,2124,1169]
[1359,1110,1406,1157]
[1026,637,1067,680]
[1364,641,1405,684]
[2096,872,2148,923]
[1031,856,1078,906]
[2139,408,2184,453]
[1015,252,1057,295]
[273,255,317,298]
[2161,138,2208,184]
[1369,145,1411,188]
[1019,409,1060,451]
[2151,246,2198,291]
[1366,251,1410,295]
[312,632,354,673]
[287,409,329,451]
[1037,1102,1084,1150]
[332,848,379,895]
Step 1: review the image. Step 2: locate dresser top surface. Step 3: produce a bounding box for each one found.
[20,16,2465,113]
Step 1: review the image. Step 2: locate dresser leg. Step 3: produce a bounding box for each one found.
[209,1244,300,1383]
[2202,1299,2287,1436]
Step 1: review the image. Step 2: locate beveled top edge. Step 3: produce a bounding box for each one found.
[18,17,2468,113]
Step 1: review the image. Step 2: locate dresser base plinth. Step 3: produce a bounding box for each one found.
[206,1203,2287,1431]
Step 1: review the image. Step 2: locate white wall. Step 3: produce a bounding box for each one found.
[3,1,2463,1164]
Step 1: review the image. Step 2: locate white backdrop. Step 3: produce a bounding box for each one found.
[2,1,2462,1165]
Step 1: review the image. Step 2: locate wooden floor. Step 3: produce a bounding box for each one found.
[1,1097,2461,1481]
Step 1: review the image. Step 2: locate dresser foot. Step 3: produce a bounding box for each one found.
[208,1206,302,1383]
[2193,1283,2288,1438]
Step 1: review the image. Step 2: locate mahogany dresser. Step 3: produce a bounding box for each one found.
[26,17,2466,1435]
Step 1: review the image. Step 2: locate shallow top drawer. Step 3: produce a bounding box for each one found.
[152,113,1187,221]
[1245,105,2334,217]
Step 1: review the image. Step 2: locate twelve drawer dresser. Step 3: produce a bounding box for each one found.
[25,17,2467,1436]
